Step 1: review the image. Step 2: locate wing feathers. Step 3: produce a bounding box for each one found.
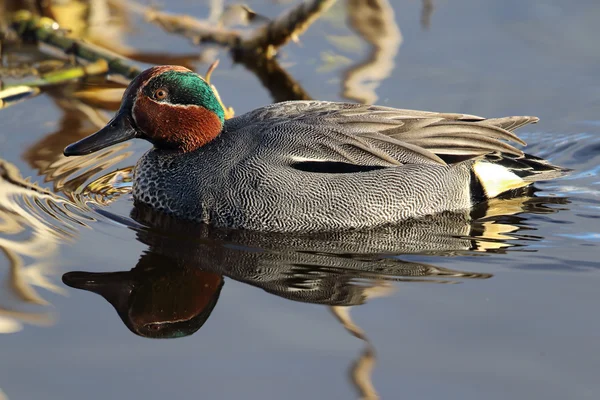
[409,136,523,157]
[479,116,539,132]
[243,101,538,167]
[322,106,532,164]
[391,123,527,146]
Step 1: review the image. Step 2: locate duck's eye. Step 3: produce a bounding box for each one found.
[153,89,168,100]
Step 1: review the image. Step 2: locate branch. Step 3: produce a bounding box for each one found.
[117,0,241,47]
[0,57,109,109]
[10,11,141,80]
[123,0,336,58]
[144,8,241,48]
[241,0,336,57]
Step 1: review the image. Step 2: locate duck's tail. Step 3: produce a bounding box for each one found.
[471,153,570,199]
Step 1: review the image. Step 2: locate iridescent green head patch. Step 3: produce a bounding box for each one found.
[142,70,225,124]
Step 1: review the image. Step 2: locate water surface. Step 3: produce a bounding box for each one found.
[1,0,599,399]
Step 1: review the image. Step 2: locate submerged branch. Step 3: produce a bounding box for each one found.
[2,59,108,89]
[0,57,109,109]
[114,0,315,100]
[10,11,141,80]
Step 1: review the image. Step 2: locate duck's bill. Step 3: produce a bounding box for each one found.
[63,111,138,156]
[62,271,133,308]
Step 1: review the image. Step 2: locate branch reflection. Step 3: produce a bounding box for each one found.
[343,0,402,104]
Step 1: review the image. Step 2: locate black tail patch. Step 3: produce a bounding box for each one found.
[469,169,487,202]
[485,152,566,180]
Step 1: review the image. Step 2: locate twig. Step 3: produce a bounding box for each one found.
[204,60,235,119]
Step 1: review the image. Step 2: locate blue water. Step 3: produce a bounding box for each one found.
[1,1,599,399]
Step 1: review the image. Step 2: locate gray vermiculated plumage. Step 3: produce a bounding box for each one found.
[132,101,563,232]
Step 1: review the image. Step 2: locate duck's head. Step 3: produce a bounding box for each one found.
[64,65,225,155]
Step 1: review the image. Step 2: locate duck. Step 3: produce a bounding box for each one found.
[64,65,568,232]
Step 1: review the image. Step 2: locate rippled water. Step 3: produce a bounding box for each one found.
[1,0,599,399]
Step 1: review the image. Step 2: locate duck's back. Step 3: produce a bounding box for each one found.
[133,101,567,232]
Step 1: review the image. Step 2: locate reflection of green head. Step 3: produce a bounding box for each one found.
[62,255,224,339]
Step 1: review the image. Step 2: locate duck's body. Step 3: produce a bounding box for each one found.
[133,101,563,231]
[64,67,568,232]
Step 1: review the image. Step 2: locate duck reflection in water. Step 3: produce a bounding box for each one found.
[62,187,568,340]
[61,189,566,397]
[62,208,490,339]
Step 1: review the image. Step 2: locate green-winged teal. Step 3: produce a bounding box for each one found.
[64,65,568,232]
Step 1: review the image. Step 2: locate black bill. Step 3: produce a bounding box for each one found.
[63,111,138,156]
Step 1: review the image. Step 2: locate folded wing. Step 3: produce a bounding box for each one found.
[244,101,536,167]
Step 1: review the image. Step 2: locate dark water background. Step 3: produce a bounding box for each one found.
[1,0,599,399]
